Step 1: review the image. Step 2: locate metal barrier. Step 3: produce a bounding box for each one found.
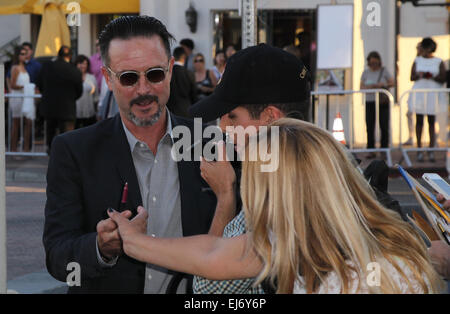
[4,93,46,157]
[397,88,449,167]
[311,89,395,167]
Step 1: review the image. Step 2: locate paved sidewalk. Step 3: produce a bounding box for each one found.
[7,269,67,294]
[6,155,48,183]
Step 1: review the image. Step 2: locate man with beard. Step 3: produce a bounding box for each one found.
[43,16,217,293]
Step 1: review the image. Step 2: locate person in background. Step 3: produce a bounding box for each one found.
[404,42,424,146]
[193,53,217,100]
[20,42,42,84]
[180,38,195,73]
[410,37,447,162]
[89,39,103,95]
[360,51,394,158]
[36,46,82,153]
[109,118,444,294]
[97,85,119,121]
[212,49,226,81]
[166,46,197,117]
[225,44,237,59]
[75,55,98,129]
[8,46,33,152]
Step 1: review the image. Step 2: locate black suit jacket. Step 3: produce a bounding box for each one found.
[36,59,83,120]
[166,64,197,118]
[43,114,217,293]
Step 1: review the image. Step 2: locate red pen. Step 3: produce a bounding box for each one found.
[119,182,128,211]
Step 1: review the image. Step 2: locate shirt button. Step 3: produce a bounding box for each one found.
[152,196,156,202]
[139,143,145,148]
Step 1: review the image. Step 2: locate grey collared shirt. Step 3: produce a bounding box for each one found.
[98,111,185,293]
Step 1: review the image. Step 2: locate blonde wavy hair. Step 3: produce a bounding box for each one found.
[241,118,444,294]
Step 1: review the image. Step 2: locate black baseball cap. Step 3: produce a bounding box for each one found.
[189,43,310,122]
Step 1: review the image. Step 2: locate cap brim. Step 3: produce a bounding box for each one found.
[189,92,237,123]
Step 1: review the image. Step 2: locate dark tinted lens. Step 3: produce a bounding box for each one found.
[119,72,139,86]
[146,69,166,83]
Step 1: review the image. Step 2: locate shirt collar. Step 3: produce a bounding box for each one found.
[174,61,184,66]
[121,108,175,152]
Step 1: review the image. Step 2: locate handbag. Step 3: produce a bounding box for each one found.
[376,68,390,106]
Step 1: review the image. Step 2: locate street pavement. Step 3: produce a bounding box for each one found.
[2,152,448,294]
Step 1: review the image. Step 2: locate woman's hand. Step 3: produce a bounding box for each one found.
[200,141,236,198]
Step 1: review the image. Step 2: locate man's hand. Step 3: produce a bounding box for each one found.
[107,206,148,240]
[96,210,132,260]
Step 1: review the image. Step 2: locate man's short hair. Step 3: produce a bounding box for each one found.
[21,42,33,50]
[180,38,194,50]
[173,46,186,61]
[98,15,174,66]
[241,99,311,122]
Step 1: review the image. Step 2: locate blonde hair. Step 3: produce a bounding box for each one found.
[241,118,443,294]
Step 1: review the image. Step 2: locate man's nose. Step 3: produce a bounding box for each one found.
[135,73,152,95]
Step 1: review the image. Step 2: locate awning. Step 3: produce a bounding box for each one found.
[0,0,140,15]
[34,2,70,57]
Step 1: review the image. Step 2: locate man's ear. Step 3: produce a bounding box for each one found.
[263,105,284,124]
[102,66,113,90]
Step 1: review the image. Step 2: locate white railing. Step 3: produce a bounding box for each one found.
[311,89,395,167]
[397,88,449,167]
[4,93,46,157]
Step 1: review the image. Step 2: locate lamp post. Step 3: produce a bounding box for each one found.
[241,0,257,49]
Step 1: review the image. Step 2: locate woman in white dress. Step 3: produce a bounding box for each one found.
[410,37,447,162]
[75,55,97,129]
[8,46,32,152]
[108,119,444,294]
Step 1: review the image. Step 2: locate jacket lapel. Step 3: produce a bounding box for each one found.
[107,114,142,216]
[171,115,200,236]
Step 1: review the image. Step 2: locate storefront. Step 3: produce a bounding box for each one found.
[140,0,448,147]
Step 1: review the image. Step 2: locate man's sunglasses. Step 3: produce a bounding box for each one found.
[194,59,204,63]
[106,66,169,87]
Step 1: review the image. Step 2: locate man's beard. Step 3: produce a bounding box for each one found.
[127,94,163,127]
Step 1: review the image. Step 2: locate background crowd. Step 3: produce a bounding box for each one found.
[4,33,449,157]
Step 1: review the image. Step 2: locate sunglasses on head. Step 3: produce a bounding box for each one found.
[106,66,169,87]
